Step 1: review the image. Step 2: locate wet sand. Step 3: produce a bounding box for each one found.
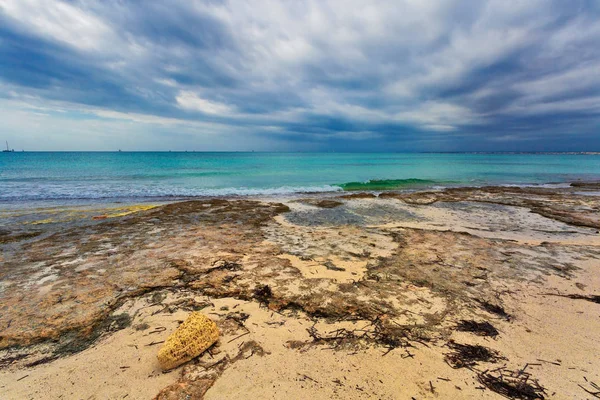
[1,186,599,399]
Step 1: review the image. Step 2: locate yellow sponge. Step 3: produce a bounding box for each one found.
[157,312,219,370]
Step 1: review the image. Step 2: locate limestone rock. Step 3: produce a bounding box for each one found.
[158,312,219,371]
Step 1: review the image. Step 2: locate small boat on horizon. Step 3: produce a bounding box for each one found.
[3,141,15,152]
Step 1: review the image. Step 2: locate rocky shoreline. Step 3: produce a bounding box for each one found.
[1,186,599,399]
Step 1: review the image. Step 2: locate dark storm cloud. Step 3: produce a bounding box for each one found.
[1,0,599,151]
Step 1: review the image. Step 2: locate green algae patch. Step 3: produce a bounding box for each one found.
[0,231,42,244]
[336,178,437,191]
[104,204,158,218]
[91,204,159,220]
[26,218,56,225]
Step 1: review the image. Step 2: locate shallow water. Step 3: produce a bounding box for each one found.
[1,152,600,205]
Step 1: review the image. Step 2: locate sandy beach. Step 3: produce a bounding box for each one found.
[1,186,600,399]
[4,0,600,397]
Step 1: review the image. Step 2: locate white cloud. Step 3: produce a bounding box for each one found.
[393,101,480,131]
[513,62,600,102]
[175,91,234,115]
[506,96,600,116]
[327,130,383,140]
[2,0,600,149]
[0,0,113,51]
[154,78,179,87]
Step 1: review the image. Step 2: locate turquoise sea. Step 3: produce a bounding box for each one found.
[1,152,600,204]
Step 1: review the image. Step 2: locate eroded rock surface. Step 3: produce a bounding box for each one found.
[379,186,600,229]
[1,187,599,399]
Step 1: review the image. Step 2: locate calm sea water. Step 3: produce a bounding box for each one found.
[1,152,600,204]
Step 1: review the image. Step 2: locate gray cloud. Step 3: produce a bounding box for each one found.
[0,0,599,151]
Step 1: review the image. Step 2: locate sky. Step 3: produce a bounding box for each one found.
[0,0,599,152]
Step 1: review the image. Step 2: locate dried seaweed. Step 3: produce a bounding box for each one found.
[253,285,272,305]
[478,366,546,399]
[543,293,600,304]
[578,379,600,398]
[324,261,346,271]
[299,316,420,354]
[0,352,29,368]
[456,320,499,338]
[477,300,511,320]
[207,261,242,273]
[444,341,504,369]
